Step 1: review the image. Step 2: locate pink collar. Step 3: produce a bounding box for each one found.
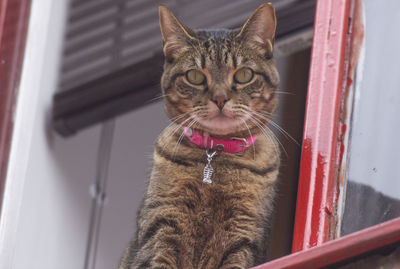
[184,127,257,154]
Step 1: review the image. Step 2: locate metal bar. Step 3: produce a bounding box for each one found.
[84,120,115,269]
[291,0,352,252]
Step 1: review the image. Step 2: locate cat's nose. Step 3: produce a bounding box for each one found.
[212,96,230,110]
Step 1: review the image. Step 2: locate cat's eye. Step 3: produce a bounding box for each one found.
[234,67,254,84]
[186,69,206,85]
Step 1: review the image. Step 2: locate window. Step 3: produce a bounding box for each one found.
[257,0,400,267]
[340,0,400,236]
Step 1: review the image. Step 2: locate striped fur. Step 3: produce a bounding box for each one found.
[120,3,280,268]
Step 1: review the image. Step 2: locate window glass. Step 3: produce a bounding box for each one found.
[340,0,400,236]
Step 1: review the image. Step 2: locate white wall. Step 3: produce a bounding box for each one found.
[13,129,101,269]
[9,2,169,267]
[93,103,168,269]
[9,1,99,268]
[13,101,167,269]
[8,3,169,267]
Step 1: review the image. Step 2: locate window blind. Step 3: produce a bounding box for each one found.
[54,0,315,136]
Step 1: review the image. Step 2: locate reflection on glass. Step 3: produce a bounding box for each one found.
[341,0,400,236]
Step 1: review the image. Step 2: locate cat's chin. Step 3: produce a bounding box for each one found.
[196,115,244,136]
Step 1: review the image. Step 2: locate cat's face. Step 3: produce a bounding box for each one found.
[159,3,279,137]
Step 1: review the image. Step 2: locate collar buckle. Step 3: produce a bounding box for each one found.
[230,137,249,148]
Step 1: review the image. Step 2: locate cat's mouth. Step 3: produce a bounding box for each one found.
[190,101,252,135]
[209,112,232,120]
[195,110,247,136]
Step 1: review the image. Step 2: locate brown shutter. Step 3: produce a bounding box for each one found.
[54,0,315,136]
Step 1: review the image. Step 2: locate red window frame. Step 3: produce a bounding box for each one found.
[257,0,400,267]
[292,0,352,251]
[257,218,400,269]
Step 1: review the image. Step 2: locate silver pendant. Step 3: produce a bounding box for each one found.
[203,149,216,184]
[203,164,213,184]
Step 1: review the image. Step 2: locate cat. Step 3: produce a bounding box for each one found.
[119,3,280,268]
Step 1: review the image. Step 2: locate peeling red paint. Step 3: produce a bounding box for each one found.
[292,0,366,253]
[325,205,333,215]
[347,77,353,86]
[338,124,347,166]
[292,0,352,252]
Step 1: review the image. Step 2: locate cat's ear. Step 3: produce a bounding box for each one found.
[236,3,277,55]
[159,6,195,60]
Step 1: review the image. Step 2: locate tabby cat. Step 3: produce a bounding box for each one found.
[120,3,280,268]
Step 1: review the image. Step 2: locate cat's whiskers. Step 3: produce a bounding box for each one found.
[252,111,299,145]
[234,108,279,156]
[165,115,193,139]
[160,112,190,139]
[232,104,251,110]
[167,112,189,127]
[148,93,171,103]
[273,91,295,95]
[247,116,282,157]
[277,87,302,95]
[239,118,256,160]
[252,110,296,142]
[171,117,197,160]
[249,118,287,155]
[159,115,194,154]
[192,107,210,121]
